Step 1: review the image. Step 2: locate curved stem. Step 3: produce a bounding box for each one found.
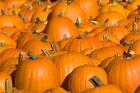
[41,35,48,42]
[75,17,81,28]
[89,76,104,87]
[50,41,57,52]
[18,51,23,65]
[41,48,51,59]
[76,35,84,39]
[5,79,10,93]
[28,52,37,60]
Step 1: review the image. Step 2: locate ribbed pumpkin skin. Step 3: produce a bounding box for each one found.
[135,85,140,93]
[14,56,58,92]
[52,52,92,87]
[0,48,27,66]
[106,55,140,93]
[63,37,104,53]
[44,87,67,93]
[73,0,99,19]
[82,85,123,93]
[43,16,79,41]
[91,45,125,62]
[51,1,85,23]
[68,65,108,93]
[0,66,16,93]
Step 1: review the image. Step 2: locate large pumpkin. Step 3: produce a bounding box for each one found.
[82,76,123,93]
[51,52,93,88]
[106,51,140,93]
[14,53,58,92]
[43,16,79,41]
[51,0,85,23]
[68,65,108,93]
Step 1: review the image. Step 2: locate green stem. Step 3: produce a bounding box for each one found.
[89,76,104,87]
[18,51,23,65]
[50,41,57,52]
[41,35,48,42]
[75,17,81,28]
[28,52,37,60]
[5,79,10,93]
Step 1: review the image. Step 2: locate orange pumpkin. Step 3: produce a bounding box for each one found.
[44,87,68,93]
[52,52,93,88]
[73,0,99,20]
[82,76,123,93]
[0,66,16,93]
[106,51,140,93]
[43,16,79,41]
[14,53,58,92]
[68,65,108,93]
[51,0,85,23]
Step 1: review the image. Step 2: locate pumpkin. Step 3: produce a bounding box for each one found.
[0,48,27,66]
[62,35,106,52]
[73,0,99,20]
[102,26,130,41]
[0,66,16,93]
[121,31,140,46]
[14,53,58,92]
[0,33,17,47]
[99,0,129,17]
[51,0,85,24]
[0,26,20,37]
[106,51,140,93]
[51,52,93,88]
[0,15,25,29]
[134,85,140,93]
[90,44,125,62]
[31,5,52,23]
[17,31,45,49]
[68,65,108,93]
[82,76,123,93]
[96,11,125,26]
[43,16,79,41]
[22,36,60,55]
[44,87,68,93]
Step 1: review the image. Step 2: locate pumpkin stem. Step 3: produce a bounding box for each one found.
[50,41,57,52]
[18,12,26,23]
[123,50,135,59]
[67,0,72,4]
[28,5,33,10]
[18,51,23,65]
[133,22,138,32]
[36,0,41,5]
[75,17,81,28]
[76,35,84,39]
[41,35,48,42]
[1,9,8,15]
[126,0,133,4]
[28,52,37,60]
[32,30,41,36]
[12,10,16,15]
[58,12,64,16]
[5,79,11,93]
[63,34,68,40]
[89,76,104,87]
[43,6,51,12]
[103,35,109,41]
[104,19,109,27]
[41,48,51,59]
[110,0,117,4]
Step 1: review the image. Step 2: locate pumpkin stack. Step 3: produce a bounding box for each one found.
[0,0,140,93]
